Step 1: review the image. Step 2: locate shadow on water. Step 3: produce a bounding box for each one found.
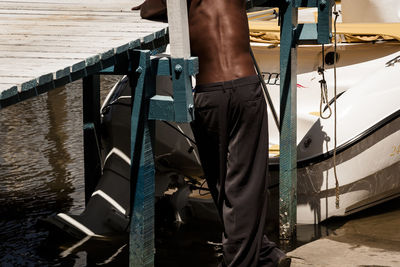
[282,195,400,253]
[1,75,399,266]
[37,196,222,266]
[0,75,220,266]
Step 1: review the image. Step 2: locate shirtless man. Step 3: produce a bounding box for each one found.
[134,1,290,266]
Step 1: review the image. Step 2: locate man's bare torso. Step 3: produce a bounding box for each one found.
[188,0,256,85]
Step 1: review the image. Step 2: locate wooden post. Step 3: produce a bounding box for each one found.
[82,74,102,204]
[166,0,193,122]
[279,1,298,241]
[166,0,191,59]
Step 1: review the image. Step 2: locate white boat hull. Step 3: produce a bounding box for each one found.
[252,41,400,224]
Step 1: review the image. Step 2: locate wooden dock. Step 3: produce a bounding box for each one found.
[0,0,168,107]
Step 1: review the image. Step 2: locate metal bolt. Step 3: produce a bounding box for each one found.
[136,66,143,74]
[304,137,312,148]
[175,64,183,73]
[188,104,194,120]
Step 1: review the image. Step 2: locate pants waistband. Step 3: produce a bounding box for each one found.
[194,75,260,93]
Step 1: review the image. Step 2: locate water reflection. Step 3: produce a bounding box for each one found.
[0,84,79,265]
[1,75,397,266]
[0,75,221,266]
[45,87,73,203]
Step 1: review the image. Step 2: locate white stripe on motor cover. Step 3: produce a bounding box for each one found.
[92,190,126,215]
[60,236,91,258]
[105,147,131,165]
[97,244,128,265]
[57,213,101,237]
[100,76,126,112]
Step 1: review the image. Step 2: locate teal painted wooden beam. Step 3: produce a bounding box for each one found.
[149,95,175,121]
[129,50,156,267]
[279,0,298,241]
[317,0,333,44]
[278,0,332,242]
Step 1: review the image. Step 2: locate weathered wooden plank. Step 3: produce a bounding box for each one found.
[0,28,161,38]
[0,19,165,29]
[0,58,84,86]
[0,51,103,60]
[0,45,108,53]
[0,9,138,16]
[0,76,37,84]
[0,0,141,7]
[0,39,145,53]
[0,58,86,69]
[0,35,136,47]
[0,27,165,39]
[2,0,126,2]
[0,36,162,58]
[0,17,164,29]
[0,18,164,27]
[0,26,161,38]
[0,13,146,22]
[0,32,162,50]
[0,1,136,12]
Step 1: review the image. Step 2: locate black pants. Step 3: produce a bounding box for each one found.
[191,76,284,267]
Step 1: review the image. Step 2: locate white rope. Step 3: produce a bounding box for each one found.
[318,4,340,209]
[319,44,333,120]
[333,4,340,209]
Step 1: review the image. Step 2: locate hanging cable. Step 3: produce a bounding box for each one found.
[250,48,280,131]
[162,121,197,146]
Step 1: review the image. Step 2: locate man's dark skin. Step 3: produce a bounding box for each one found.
[133,1,290,266]
[188,0,256,85]
[134,0,255,83]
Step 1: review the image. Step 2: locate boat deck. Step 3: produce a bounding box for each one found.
[0,0,168,108]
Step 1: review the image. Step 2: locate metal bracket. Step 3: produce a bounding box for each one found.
[294,0,333,44]
[148,55,198,122]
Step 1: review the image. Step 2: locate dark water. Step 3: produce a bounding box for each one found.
[0,77,222,266]
[1,76,399,266]
[0,79,87,266]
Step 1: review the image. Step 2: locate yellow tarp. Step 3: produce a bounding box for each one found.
[248,20,400,44]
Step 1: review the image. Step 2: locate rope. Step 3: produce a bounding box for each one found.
[318,4,340,209]
[333,4,340,209]
[318,44,332,120]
